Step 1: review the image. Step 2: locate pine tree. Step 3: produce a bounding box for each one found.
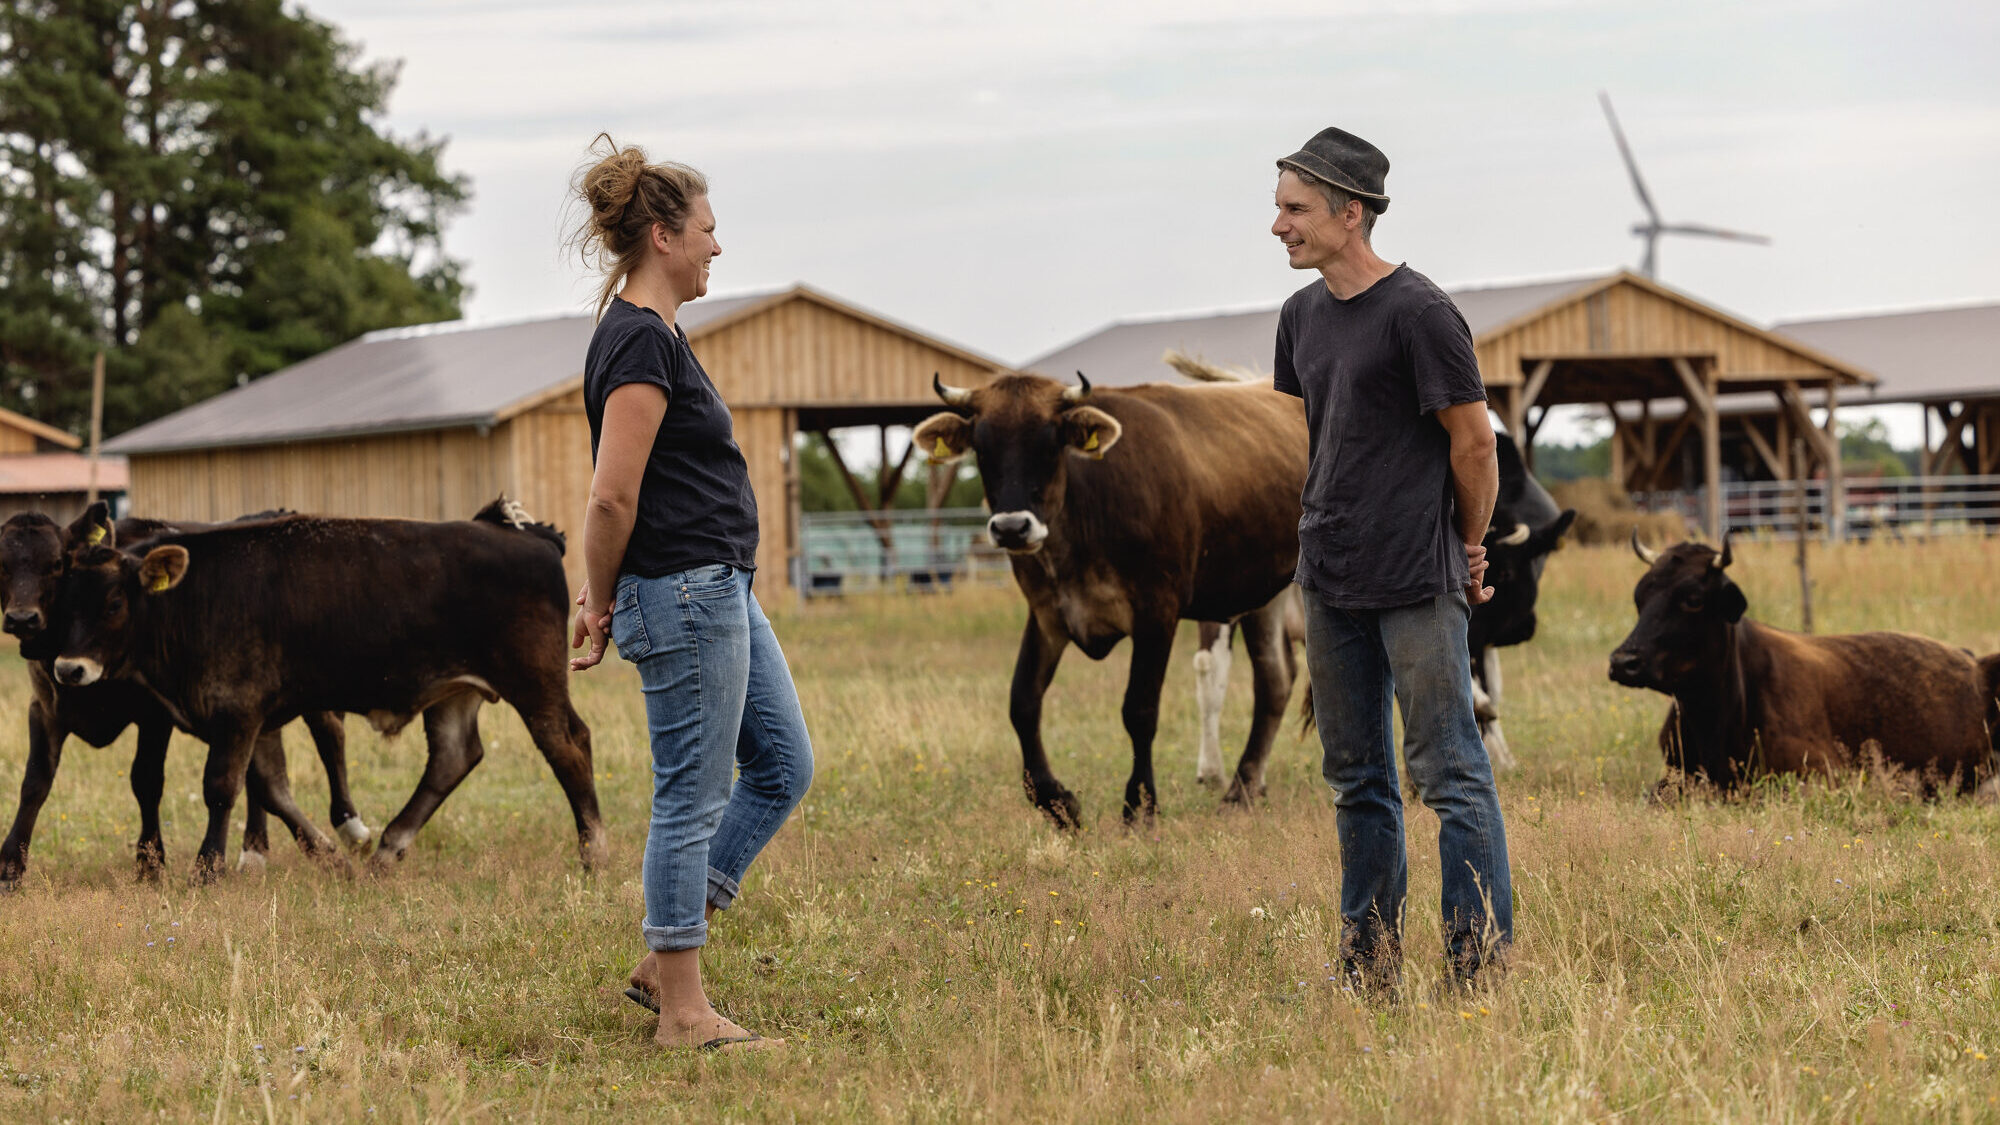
[0,0,468,436]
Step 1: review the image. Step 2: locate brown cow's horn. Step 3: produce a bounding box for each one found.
[1713,533,1733,570]
[1495,523,1531,547]
[1631,529,1659,565]
[933,372,973,406]
[1062,371,1091,402]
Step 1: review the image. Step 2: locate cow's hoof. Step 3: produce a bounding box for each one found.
[1195,771,1224,789]
[1034,789,1083,831]
[0,876,19,895]
[134,861,164,885]
[336,817,373,848]
[1219,780,1265,808]
[1644,777,1686,806]
[235,850,267,877]
[579,833,609,873]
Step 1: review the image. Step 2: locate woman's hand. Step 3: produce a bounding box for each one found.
[571,583,613,671]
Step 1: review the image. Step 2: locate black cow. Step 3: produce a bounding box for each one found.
[1465,434,1577,768]
[1,505,362,885]
[914,371,1309,826]
[1611,534,1998,793]
[42,499,602,878]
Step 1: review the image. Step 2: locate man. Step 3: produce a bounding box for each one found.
[1269,126,1512,991]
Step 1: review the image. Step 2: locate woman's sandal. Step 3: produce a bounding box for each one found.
[700,1034,764,1051]
[624,986,660,1014]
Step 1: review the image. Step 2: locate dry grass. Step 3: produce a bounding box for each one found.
[2,538,1998,1121]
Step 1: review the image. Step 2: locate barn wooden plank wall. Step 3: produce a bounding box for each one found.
[124,290,1010,597]
[696,295,1002,407]
[1475,279,1836,391]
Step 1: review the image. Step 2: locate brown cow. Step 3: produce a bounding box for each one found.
[1609,534,1998,793]
[0,505,359,885]
[914,371,1308,826]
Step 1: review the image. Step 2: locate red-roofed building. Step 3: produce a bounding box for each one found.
[0,406,126,525]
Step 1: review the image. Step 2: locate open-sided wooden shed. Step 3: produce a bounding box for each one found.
[103,285,1011,596]
[1028,269,1874,537]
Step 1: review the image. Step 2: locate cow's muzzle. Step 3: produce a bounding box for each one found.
[2,608,41,636]
[1607,649,1650,688]
[987,511,1048,554]
[52,656,103,687]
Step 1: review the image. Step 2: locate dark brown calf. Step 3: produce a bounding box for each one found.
[43,501,600,879]
[1609,535,1997,792]
[0,505,360,885]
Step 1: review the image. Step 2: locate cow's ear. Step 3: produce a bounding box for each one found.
[1538,509,1578,550]
[65,501,113,551]
[138,545,188,594]
[913,412,973,464]
[1061,405,1122,460]
[1717,579,1747,623]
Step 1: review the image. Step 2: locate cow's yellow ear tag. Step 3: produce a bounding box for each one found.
[87,526,105,545]
[149,574,170,593]
[1083,430,1099,451]
[933,436,953,459]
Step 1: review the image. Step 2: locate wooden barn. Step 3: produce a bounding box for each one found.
[103,285,1011,596]
[1027,270,1873,536]
[0,406,128,524]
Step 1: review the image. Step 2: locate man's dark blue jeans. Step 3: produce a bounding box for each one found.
[1303,587,1512,984]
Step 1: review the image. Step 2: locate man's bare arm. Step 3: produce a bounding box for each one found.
[1437,400,1499,604]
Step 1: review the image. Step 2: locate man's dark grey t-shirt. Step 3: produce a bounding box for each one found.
[1273,265,1488,608]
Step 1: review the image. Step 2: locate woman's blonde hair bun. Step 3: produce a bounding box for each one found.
[569,134,709,317]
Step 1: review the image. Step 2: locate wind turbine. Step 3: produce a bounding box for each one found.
[1599,92,1770,279]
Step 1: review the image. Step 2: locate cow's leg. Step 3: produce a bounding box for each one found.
[522,697,605,871]
[0,698,67,887]
[192,718,264,882]
[242,730,339,867]
[1477,648,1516,771]
[1192,622,1233,786]
[1224,596,1295,806]
[1010,613,1078,827]
[303,711,370,848]
[371,692,487,868]
[130,718,172,881]
[1119,619,1176,825]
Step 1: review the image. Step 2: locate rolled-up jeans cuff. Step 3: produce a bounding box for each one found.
[642,919,707,952]
[707,867,741,912]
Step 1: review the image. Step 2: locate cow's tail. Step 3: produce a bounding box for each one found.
[1162,347,1259,384]
[473,494,566,557]
[1297,682,1316,739]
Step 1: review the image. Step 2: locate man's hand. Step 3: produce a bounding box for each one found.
[1464,541,1493,606]
[570,582,612,671]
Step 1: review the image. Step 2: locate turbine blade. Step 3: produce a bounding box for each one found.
[1599,91,1660,225]
[1657,222,1772,245]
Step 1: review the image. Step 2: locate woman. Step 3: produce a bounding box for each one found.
[567,137,812,1052]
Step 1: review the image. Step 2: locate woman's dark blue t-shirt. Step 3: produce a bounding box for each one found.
[584,296,759,578]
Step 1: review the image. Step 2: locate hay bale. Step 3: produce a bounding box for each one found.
[1549,477,1693,546]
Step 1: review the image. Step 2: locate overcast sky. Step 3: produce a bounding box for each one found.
[315,0,1996,444]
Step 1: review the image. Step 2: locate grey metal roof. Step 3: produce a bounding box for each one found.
[104,291,777,454]
[1775,303,2000,405]
[1021,273,1607,387]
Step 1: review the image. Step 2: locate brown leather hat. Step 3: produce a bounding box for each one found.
[1277,127,1390,214]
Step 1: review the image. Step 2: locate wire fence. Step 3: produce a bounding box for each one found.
[1633,475,2000,540]
[794,507,1015,597]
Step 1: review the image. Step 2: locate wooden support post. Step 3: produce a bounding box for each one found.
[1515,359,1553,466]
[1742,417,1788,482]
[1602,403,1627,487]
[783,411,801,598]
[1822,378,1845,542]
[818,430,895,554]
[86,351,105,504]
[1644,410,1700,491]
[1672,358,1722,540]
[1793,437,1813,633]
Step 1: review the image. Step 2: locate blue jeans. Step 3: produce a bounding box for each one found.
[610,564,814,952]
[1303,588,1512,977]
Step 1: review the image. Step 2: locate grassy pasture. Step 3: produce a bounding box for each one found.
[1,538,1998,1122]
